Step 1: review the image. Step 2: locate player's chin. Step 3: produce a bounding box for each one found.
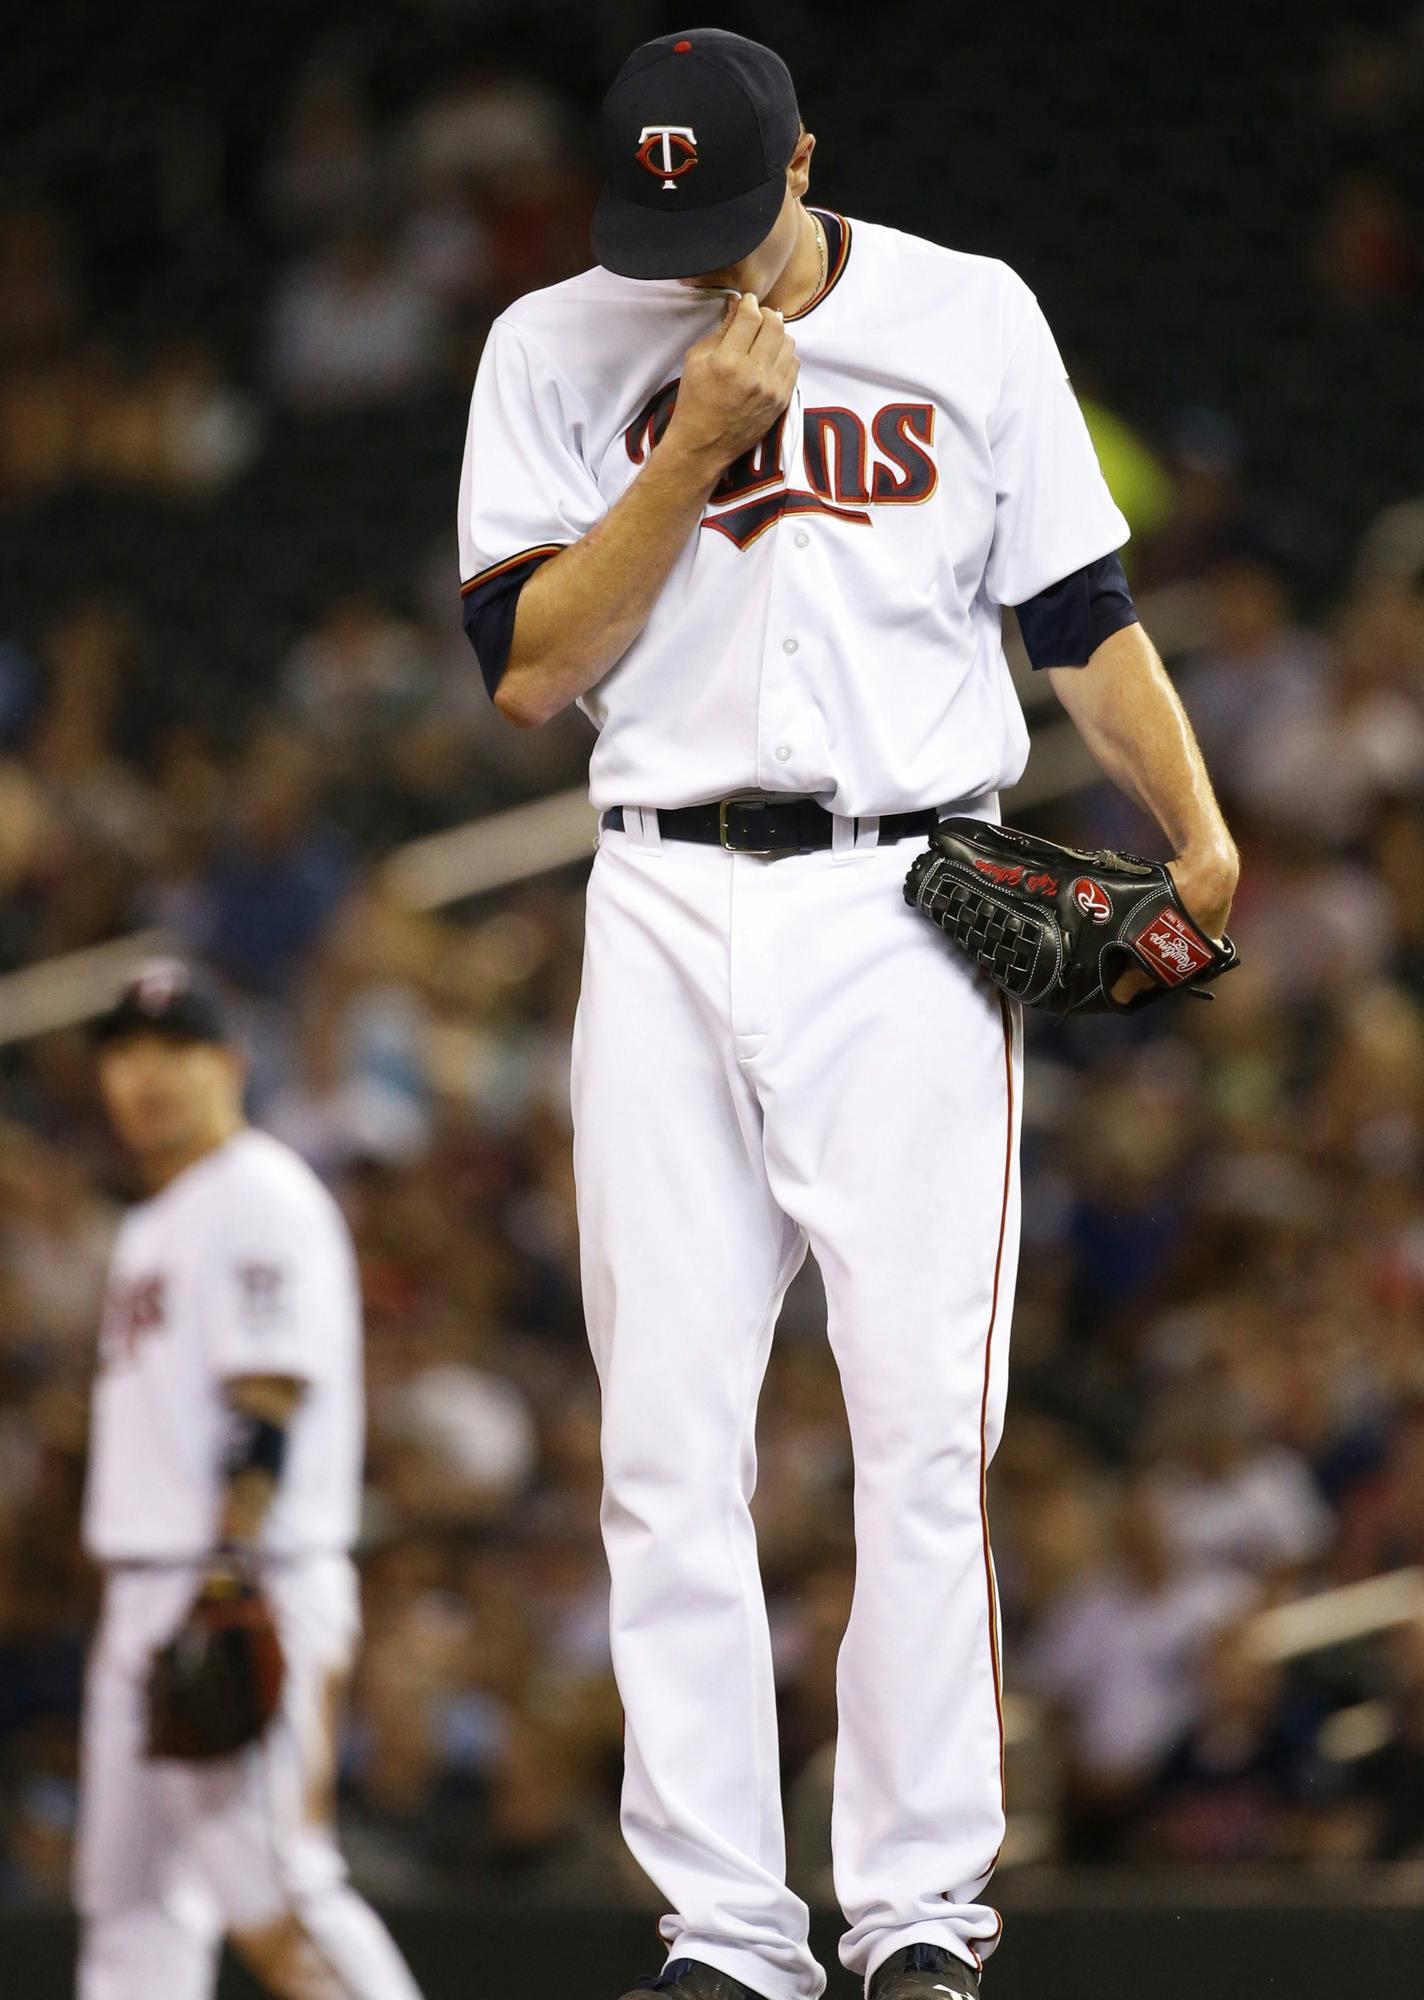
[116,1105,190,1153]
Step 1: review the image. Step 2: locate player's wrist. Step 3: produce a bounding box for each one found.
[1170,837,1239,939]
[652,422,730,491]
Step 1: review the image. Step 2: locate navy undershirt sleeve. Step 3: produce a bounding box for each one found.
[1012,549,1137,669]
[460,551,560,698]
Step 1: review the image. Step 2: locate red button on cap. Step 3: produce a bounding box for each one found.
[674,39,692,52]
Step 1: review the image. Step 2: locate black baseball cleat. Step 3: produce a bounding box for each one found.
[621,1960,774,2000]
[867,1943,980,2000]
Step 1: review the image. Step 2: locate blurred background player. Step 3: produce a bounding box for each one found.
[75,959,424,2000]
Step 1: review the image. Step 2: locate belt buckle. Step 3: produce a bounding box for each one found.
[719,795,781,854]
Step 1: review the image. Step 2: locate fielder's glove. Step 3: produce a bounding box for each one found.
[904,817,1239,1015]
[146,1559,284,1761]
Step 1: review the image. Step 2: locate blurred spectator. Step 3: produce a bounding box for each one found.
[1024,1478,1256,1857]
[267,71,383,238]
[408,69,563,185]
[0,641,41,750]
[1142,1377,1336,1585]
[0,205,78,361]
[29,603,156,871]
[0,761,57,971]
[1350,1619,1424,1860]
[1139,1622,1329,1862]
[81,339,260,495]
[1240,594,1424,846]
[1224,836,1394,1006]
[139,340,261,493]
[1312,172,1421,311]
[0,1777,76,1908]
[1335,1400,1424,1583]
[377,1339,539,1526]
[1132,407,1247,592]
[0,1123,116,1360]
[284,593,435,759]
[1354,497,1424,600]
[188,727,353,992]
[1174,551,1328,815]
[1319,24,1424,139]
[268,228,446,410]
[1,335,257,504]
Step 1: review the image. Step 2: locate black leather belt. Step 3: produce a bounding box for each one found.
[601,798,939,855]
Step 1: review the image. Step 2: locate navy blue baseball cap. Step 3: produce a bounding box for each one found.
[593,29,802,281]
[92,959,228,1048]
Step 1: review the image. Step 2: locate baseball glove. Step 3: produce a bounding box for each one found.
[904,817,1239,1014]
[146,1564,284,1761]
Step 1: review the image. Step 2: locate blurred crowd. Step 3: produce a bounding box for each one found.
[4,7,1424,1922]
[0,56,595,506]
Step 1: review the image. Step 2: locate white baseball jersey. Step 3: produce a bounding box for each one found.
[83,1128,363,1563]
[457,208,1129,816]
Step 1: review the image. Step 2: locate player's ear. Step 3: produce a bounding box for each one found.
[787,127,814,199]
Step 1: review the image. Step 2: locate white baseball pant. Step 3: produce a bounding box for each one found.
[572,810,1023,2000]
[75,1555,423,2000]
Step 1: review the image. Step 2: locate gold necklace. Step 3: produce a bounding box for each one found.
[807,211,827,304]
[775,211,827,319]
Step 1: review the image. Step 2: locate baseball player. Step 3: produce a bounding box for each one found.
[457,28,1238,2000]
[75,961,424,2000]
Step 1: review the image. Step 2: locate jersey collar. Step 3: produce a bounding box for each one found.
[785,208,852,322]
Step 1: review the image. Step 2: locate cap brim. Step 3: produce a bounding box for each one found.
[592,170,786,280]
[91,1009,226,1049]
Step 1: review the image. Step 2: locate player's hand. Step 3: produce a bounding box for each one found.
[1109,847,1239,1006]
[663,292,799,475]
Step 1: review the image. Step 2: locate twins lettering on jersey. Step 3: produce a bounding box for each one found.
[101,1272,167,1365]
[99,1260,286,1367]
[624,382,938,549]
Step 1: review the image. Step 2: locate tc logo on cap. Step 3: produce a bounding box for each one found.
[133,958,192,1012]
[636,124,699,189]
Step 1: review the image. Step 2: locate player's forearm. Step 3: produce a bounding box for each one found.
[220,1468,278,1546]
[218,1374,302,1552]
[495,435,725,728]
[1049,622,1239,925]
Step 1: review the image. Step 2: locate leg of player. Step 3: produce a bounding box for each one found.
[183,1559,425,2000]
[230,1892,423,2000]
[752,840,1024,1991]
[230,1913,345,1998]
[78,1905,221,2000]
[573,831,823,2000]
[75,1575,224,2000]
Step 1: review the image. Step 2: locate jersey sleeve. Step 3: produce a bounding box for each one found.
[457,319,606,603]
[198,1176,353,1386]
[982,284,1131,609]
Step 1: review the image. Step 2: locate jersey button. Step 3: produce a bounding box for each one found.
[794,531,810,548]
[782,637,799,654]
[774,744,792,763]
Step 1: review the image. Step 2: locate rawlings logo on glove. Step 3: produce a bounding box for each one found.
[905,818,1239,1015]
